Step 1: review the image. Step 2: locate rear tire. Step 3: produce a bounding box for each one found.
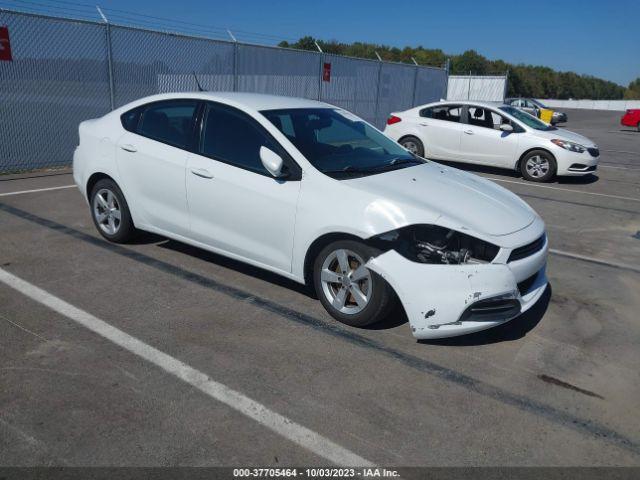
[399,136,425,157]
[520,150,557,182]
[90,179,136,243]
[313,240,396,327]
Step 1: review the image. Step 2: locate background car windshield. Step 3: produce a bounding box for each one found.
[261,108,420,177]
[499,106,555,131]
[531,99,550,109]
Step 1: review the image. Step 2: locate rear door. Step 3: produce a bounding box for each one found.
[459,105,520,167]
[416,104,464,160]
[116,99,198,237]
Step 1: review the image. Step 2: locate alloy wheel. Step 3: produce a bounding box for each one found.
[320,248,372,315]
[93,188,121,235]
[525,155,550,178]
[402,140,419,154]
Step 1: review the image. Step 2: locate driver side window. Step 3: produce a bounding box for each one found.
[200,104,277,176]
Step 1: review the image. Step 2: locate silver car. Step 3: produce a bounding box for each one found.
[505,97,568,125]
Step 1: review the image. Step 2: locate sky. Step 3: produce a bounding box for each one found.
[20,0,640,86]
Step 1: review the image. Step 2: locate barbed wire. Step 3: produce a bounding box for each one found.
[0,0,304,44]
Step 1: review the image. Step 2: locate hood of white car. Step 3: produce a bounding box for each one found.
[345,162,536,237]
[532,127,596,147]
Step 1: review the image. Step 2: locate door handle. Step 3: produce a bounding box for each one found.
[191,168,214,179]
[419,122,429,126]
[120,144,137,152]
[464,130,474,135]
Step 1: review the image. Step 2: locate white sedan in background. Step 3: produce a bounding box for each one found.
[384,101,599,182]
[74,92,547,339]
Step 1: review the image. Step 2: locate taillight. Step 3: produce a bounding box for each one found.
[386,115,402,125]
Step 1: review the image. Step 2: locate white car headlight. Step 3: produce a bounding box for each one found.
[550,139,586,153]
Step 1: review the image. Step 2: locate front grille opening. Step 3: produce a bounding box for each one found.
[459,298,521,323]
[517,273,538,296]
[587,148,599,157]
[508,234,546,263]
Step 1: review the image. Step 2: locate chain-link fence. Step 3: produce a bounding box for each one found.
[0,9,448,174]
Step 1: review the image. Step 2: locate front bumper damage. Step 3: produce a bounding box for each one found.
[366,246,548,340]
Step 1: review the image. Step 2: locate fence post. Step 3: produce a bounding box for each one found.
[314,41,323,101]
[444,58,450,101]
[227,30,238,92]
[374,52,383,128]
[503,69,509,101]
[411,57,419,106]
[97,7,115,110]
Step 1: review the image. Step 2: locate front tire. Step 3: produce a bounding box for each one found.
[520,150,557,182]
[399,136,425,157]
[313,240,395,327]
[90,179,136,243]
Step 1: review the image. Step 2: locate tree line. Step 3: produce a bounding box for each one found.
[278,37,639,100]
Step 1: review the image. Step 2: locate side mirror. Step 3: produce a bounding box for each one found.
[260,146,287,178]
[500,124,514,132]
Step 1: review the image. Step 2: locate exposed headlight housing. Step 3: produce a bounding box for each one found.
[551,138,586,153]
[370,225,499,265]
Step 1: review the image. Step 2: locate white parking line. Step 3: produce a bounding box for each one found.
[0,185,76,197]
[549,249,640,274]
[0,267,373,467]
[483,177,640,203]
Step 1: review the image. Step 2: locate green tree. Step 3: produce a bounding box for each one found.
[624,78,640,100]
[278,36,626,100]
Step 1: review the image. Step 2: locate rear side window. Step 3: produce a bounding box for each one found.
[200,104,279,175]
[137,101,198,149]
[120,107,141,132]
[420,105,462,123]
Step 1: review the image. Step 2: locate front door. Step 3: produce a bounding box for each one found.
[459,106,520,167]
[186,102,301,273]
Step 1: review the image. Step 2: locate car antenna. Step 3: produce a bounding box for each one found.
[193,71,205,92]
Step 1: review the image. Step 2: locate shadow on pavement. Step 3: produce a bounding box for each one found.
[434,160,600,185]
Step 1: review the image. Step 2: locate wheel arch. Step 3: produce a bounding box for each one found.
[86,172,116,200]
[303,232,367,287]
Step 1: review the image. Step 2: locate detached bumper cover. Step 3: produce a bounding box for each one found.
[366,249,548,340]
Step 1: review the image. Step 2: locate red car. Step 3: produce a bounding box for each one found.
[621,109,640,131]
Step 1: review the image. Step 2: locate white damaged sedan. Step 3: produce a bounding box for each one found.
[73,92,548,339]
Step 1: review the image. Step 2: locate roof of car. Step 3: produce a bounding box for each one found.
[414,100,508,110]
[120,91,331,112]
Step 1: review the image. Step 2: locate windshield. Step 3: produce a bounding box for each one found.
[499,106,556,131]
[260,108,423,179]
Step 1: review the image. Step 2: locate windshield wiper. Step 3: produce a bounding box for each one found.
[321,165,373,174]
[367,158,422,171]
[322,158,422,176]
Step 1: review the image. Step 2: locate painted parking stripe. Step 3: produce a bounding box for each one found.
[483,177,640,203]
[0,267,373,467]
[0,185,76,197]
[549,249,640,274]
